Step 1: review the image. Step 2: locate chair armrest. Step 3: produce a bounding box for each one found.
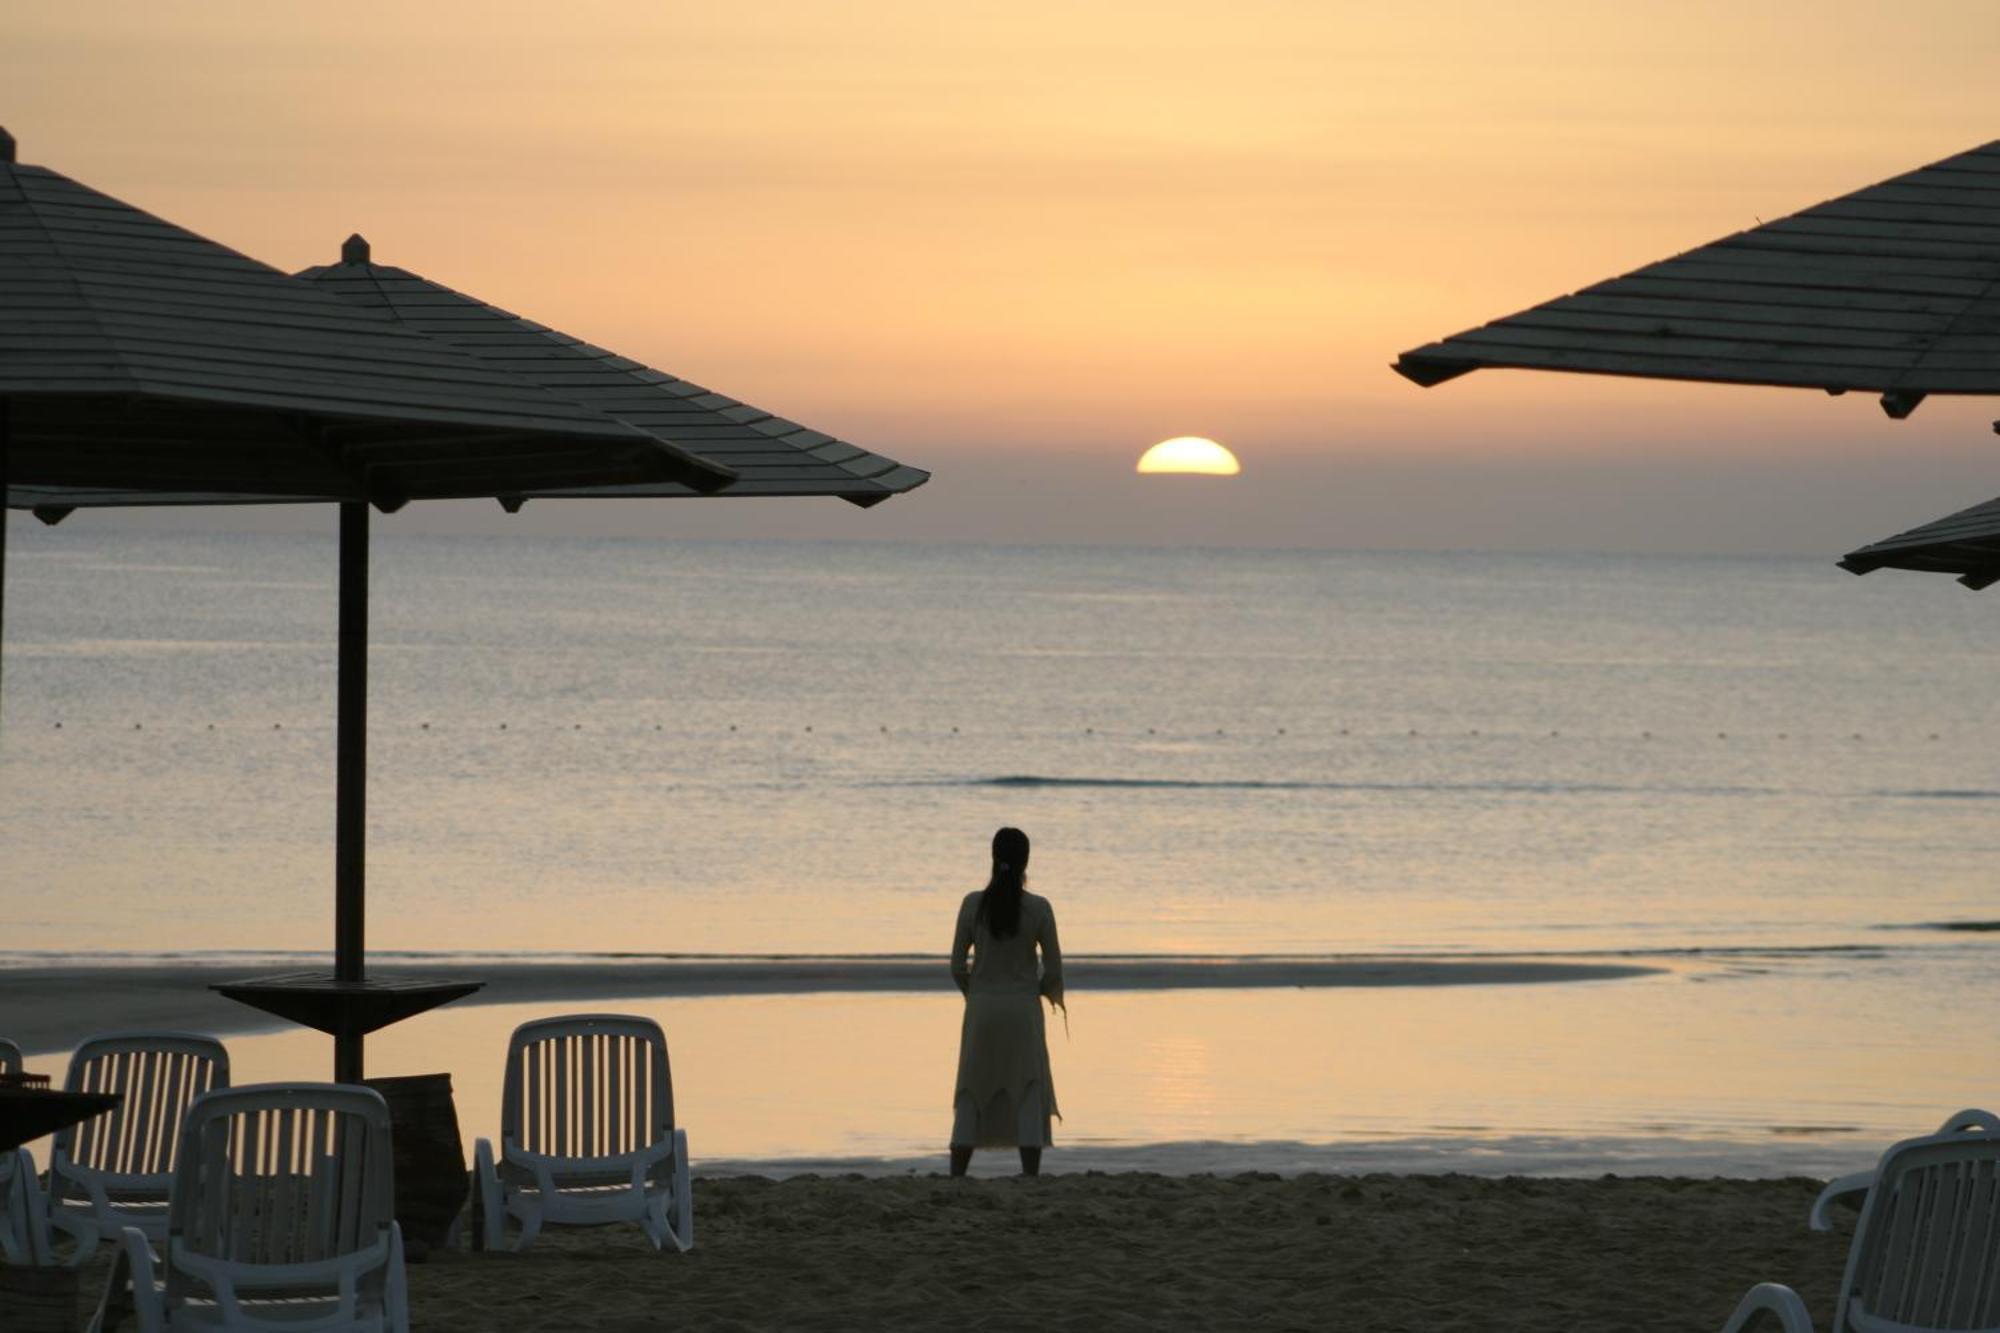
[1720,1283,1816,1333]
[1809,1170,1874,1232]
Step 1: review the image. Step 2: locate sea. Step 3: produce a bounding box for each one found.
[4,529,2000,1177]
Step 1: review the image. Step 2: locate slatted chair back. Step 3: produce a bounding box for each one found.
[501,1015,673,1161]
[165,1083,395,1301]
[0,1038,19,1073]
[1840,1133,2000,1332]
[58,1032,230,1180]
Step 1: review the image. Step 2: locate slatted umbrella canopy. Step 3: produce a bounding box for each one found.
[1840,494,2000,589]
[295,236,929,508]
[0,129,738,1079]
[1394,140,2000,421]
[0,134,729,511]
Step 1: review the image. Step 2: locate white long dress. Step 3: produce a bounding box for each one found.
[950,890,1064,1148]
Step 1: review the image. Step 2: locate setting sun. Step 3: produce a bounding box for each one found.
[1136,436,1241,476]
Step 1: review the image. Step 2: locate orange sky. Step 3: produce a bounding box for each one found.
[8,1,2000,555]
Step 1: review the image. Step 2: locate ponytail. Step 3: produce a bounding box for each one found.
[976,826,1030,940]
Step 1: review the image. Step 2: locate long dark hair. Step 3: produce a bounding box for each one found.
[976,826,1030,940]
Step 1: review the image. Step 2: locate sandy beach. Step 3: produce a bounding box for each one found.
[56,1172,1850,1331]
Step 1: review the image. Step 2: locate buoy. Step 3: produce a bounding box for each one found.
[421,723,429,730]
[134,723,142,730]
[573,724,582,730]
[500,723,507,730]
[805,725,813,733]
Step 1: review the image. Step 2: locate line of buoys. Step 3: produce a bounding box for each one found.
[29,723,1977,741]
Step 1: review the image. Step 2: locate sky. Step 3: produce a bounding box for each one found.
[7,0,2000,556]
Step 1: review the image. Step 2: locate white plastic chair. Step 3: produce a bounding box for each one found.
[0,1036,53,1265]
[1808,1108,2000,1231]
[90,1082,408,1333]
[472,1013,691,1253]
[50,1031,230,1265]
[1722,1123,2000,1332]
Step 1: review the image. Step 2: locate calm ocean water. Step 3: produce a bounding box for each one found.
[5,530,2000,1171]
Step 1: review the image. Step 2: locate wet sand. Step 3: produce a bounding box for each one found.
[64,1172,1851,1331]
[0,955,1660,1054]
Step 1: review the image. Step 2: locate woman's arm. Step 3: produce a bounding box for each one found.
[1038,902,1065,1010]
[950,896,974,996]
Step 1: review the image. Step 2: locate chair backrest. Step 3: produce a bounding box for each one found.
[501,1014,673,1160]
[59,1032,230,1177]
[1840,1131,2000,1331]
[0,1038,19,1074]
[165,1084,394,1301]
[1936,1109,2000,1137]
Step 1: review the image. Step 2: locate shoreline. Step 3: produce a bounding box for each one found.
[0,955,1660,1054]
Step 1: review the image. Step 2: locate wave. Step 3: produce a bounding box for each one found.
[925,775,1781,797]
[1873,789,2000,801]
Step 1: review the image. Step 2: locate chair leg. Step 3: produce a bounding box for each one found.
[471,1140,504,1253]
[386,1223,411,1333]
[89,1226,163,1333]
[670,1132,693,1252]
[55,1209,102,1268]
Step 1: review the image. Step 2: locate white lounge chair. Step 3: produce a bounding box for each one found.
[472,1013,692,1253]
[1722,1122,2000,1332]
[0,1036,53,1265]
[90,1082,407,1333]
[1808,1108,2000,1231]
[50,1031,230,1265]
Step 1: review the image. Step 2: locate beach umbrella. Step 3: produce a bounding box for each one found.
[1388,139,2000,583]
[295,235,930,507]
[0,128,738,1078]
[1839,492,2000,589]
[1392,140,2000,420]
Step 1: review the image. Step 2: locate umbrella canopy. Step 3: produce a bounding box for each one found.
[295,236,928,507]
[1393,140,2000,421]
[0,131,732,512]
[1840,494,2000,589]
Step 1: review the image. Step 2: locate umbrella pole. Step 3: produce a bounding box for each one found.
[335,500,368,1082]
[1,398,8,746]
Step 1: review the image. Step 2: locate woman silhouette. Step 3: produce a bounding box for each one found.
[949,826,1064,1176]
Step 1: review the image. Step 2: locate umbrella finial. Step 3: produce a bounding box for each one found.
[341,233,371,265]
[0,128,15,164]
